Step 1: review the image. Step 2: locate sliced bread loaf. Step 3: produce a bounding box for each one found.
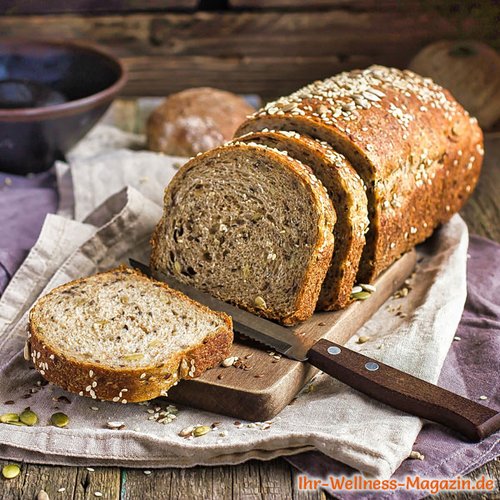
[236,65,483,282]
[234,130,369,310]
[28,267,233,403]
[150,142,336,325]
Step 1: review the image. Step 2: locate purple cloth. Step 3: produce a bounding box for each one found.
[0,172,498,497]
[0,171,58,292]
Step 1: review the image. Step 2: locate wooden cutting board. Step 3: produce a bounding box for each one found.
[167,250,416,421]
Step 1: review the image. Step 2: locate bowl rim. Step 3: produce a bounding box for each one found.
[0,38,127,122]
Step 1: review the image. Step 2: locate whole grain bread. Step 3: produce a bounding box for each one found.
[234,129,368,310]
[236,65,483,282]
[150,142,335,325]
[28,267,233,403]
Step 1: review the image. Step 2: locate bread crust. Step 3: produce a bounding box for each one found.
[236,66,484,282]
[234,130,368,310]
[151,143,335,325]
[27,267,233,403]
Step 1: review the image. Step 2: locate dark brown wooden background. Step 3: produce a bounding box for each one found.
[0,0,498,99]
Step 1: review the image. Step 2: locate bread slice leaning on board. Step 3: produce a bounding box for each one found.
[28,267,233,402]
[151,65,483,325]
[150,143,336,325]
[236,65,484,282]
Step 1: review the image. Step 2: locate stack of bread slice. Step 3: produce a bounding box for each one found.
[151,65,483,325]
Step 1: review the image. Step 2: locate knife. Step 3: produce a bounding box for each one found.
[130,259,500,442]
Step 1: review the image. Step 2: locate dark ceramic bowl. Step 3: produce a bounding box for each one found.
[0,40,126,175]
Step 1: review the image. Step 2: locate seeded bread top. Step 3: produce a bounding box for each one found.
[237,65,481,182]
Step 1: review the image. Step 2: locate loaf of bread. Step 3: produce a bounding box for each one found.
[234,130,368,310]
[151,65,483,324]
[28,267,233,402]
[150,142,335,325]
[146,87,254,157]
[236,65,483,282]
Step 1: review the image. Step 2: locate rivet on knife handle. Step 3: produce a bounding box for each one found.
[307,338,500,441]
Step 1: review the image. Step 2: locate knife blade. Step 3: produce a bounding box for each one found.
[130,259,500,442]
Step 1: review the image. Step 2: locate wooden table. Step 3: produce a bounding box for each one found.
[0,126,498,499]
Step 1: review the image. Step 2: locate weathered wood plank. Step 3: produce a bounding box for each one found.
[0,462,78,500]
[0,11,464,58]
[233,460,268,499]
[258,458,300,499]
[121,468,174,499]
[120,55,379,99]
[73,467,121,500]
[0,10,493,99]
[121,460,297,499]
[229,0,419,10]
[460,135,500,242]
[0,0,198,15]
[0,462,121,499]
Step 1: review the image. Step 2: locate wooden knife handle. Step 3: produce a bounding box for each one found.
[307,338,500,441]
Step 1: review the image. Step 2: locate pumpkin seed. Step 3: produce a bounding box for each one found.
[0,413,19,424]
[122,353,144,361]
[254,296,267,309]
[359,283,376,293]
[173,261,182,274]
[193,425,211,437]
[51,412,69,428]
[351,285,362,294]
[19,409,38,426]
[351,291,371,301]
[2,464,20,479]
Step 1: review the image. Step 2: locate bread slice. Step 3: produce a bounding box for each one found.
[28,267,233,403]
[236,65,483,282]
[150,142,335,325]
[235,130,369,310]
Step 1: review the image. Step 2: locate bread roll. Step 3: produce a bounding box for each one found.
[147,87,254,157]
